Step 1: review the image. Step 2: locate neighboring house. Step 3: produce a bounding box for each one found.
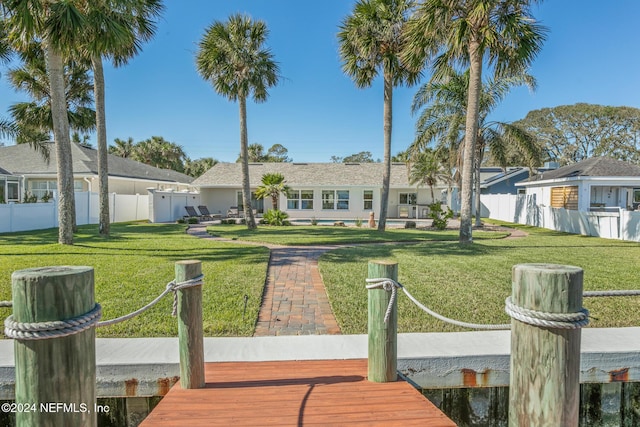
[0,143,193,202]
[480,163,559,195]
[191,162,450,219]
[517,157,640,212]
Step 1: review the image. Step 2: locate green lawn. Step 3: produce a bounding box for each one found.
[206,223,508,245]
[0,223,269,338]
[318,225,640,333]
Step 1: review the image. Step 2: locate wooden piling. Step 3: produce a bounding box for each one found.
[175,260,205,389]
[367,260,398,383]
[509,263,584,427]
[12,266,97,427]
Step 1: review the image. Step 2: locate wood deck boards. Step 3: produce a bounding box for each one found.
[141,359,455,426]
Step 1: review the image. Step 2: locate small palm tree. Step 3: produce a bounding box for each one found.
[408,151,451,202]
[255,173,291,211]
[404,0,547,243]
[338,0,421,231]
[196,14,280,230]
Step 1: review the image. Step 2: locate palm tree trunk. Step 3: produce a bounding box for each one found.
[92,54,110,236]
[459,39,482,244]
[474,147,482,227]
[45,44,75,245]
[239,95,256,229]
[378,72,393,231]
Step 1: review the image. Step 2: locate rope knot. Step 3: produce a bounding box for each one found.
[365,278,402,323]
[167,274,205,317]
[504,297,589,329]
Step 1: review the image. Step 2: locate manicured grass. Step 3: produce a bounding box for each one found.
[0,223,269,338]
[319,225,640,333]
[206,223,508,245]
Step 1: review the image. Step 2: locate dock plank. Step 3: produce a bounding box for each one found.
[141,359,455,426]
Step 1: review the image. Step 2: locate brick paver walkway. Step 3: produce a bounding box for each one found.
[185,224,341,336]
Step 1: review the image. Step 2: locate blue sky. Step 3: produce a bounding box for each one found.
[1,1,640,163]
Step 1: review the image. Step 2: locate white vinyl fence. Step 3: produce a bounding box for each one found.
[479,194,640,242]
[0,192,148,233]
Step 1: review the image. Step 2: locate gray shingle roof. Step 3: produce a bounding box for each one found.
[526,157,640,182]
[192,162,423,188]
[0,143,193,184]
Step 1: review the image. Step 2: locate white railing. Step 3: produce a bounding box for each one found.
[0,192,149,233]
[479,194,640,242]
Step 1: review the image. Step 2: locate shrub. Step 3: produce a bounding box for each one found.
[354,218,363,227]
[262,209,289,226]
[187,217,199,224]
[310,217,318,226]
[404,221,416,229]
[428,202,453,230]
[23,191,37,203]
[176,218,187,224]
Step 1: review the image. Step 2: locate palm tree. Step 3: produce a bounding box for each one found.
[109,137,135,158]
[338,0,420,231]
[81,0,163,236]
[408,150,451,202]
[4,0,89,244]
[196,14,280,230]
[8,42,95,142]
[404,0,547,243]
[410,69,541,226]
[255,173,291,211]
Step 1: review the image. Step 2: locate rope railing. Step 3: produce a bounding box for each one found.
[366,277,639,331]
[3,274,204,340]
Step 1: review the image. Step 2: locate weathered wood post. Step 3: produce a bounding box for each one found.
[11,266,97,427]
[509,264,585,426]
[175,260,205,389]
[367,260,398,382]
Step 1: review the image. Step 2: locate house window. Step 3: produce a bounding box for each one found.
[322,190,349,210]
[550,186,578,210]
[517,189,526,195]
[399,192,417,205]
[287,190,314,210]
[634,189,640,203]
[7,181,19,202]
[30,180,56,199]
[363,190,373,210]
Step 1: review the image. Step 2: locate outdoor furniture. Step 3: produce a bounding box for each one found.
[184,206,200,219]
[197,205,218,220]
[227,206,239,218]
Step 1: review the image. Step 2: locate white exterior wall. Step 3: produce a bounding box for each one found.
[148,190,201,223]
[0,192,149,233]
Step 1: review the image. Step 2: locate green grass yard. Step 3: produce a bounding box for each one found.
[0,223,269,338]
[1,221,638,338]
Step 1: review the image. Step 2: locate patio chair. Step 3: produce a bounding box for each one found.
[197,205,218,220]
[184,206,200,220]
[226,206,239,218]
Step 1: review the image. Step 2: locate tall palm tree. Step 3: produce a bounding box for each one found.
[255,172,291,211]
[338,0,420,231]
[5,0,89,244]
[404,0,546,243]
[410,69,541,226]
[196,14,280,230]
[408,150,451,202]
[81,0,163,236]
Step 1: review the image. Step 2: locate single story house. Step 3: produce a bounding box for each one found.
[0,167,20,203]
[191,162,451,220]
[517,156,640,211]
[0,143,194,202]
[480,163,560,195]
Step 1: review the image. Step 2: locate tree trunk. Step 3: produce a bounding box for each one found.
[239,96,256,229]
[474,145,482,227]
[459,39,482,244]
[45,44,75,245]
[92,55,110,236]
[378,73,393,232]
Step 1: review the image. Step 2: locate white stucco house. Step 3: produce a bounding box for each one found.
[191,162,451,220]
[0,142,194,202]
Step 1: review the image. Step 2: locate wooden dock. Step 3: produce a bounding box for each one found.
[141,359,455,426]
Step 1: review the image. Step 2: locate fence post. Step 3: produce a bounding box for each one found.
[367,260,398,383]
[509,264,584,426]
[175,260,205,389]
[12,266,97,427]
